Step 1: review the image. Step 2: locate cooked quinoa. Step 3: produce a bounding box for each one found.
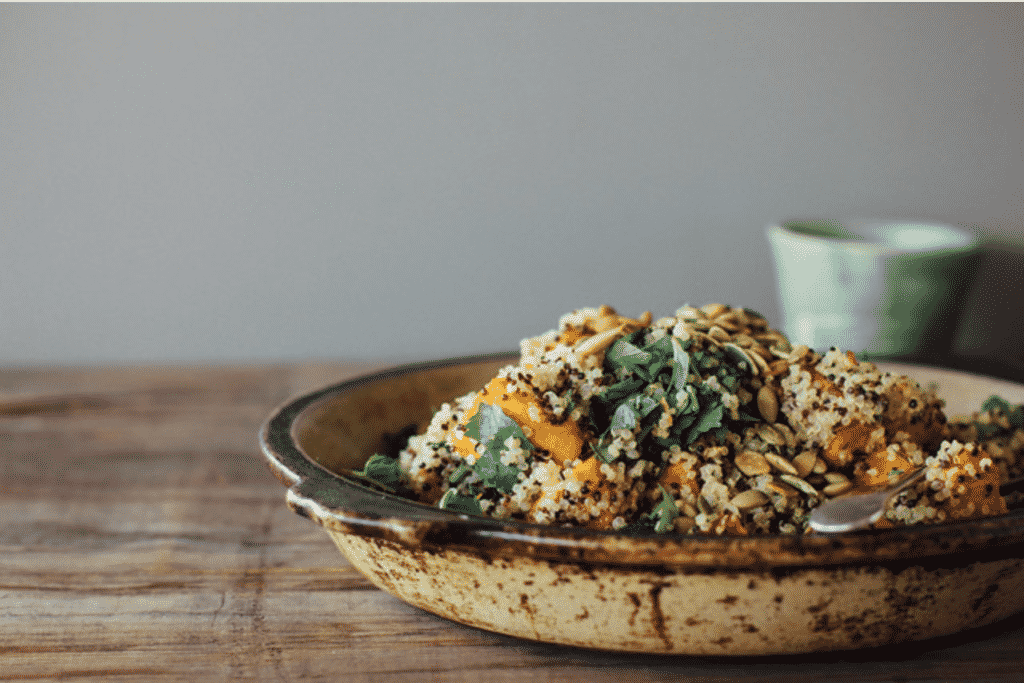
[376,304,1023,535]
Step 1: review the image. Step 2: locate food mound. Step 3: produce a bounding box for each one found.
[358,304,1024,535]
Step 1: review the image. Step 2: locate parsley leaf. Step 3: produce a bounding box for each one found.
[598,377,646,406]
[623,486,679,534]
[981,395,1024,429]
[461,402,530,494]
[610,403,640,431]
[668,336,691,394]
[686,399,725,445]
[351,453,408,493]
[606,338,653,378]
[439,489,483,515]
[464,400,515,444]
[650,485,681,534]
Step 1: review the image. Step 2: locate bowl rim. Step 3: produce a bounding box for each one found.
[259,352,1024,569]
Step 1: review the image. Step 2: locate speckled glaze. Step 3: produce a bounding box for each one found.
[259,353,1024,655]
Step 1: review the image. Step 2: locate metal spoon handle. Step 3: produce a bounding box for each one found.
[808,468,927,534]
[809,469,1024,534]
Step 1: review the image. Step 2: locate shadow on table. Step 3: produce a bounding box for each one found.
[488,608,1024,673]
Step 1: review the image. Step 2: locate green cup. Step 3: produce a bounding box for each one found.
[766,218,981,359]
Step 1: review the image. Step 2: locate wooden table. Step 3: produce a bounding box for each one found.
[4,361,1024,682]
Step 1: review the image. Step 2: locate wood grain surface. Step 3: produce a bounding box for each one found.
[4,361,1024,682]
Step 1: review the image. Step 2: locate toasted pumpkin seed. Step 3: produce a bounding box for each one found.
[756,423,785,447]
[701,303,728,318]
[677,305,705,320]
[735,450,772,476]
[774,422,796,449]
[766,479,799,498]
[731,488,770,510]
[764,452,799,476]
[823,472,851,485]
[747,348,771,374]
[779,473,818,497]
[787,344,811,364]
[823,481,853,497]
[708,325,731,342]
[792,450,818,478]
[573,324,627,359]
[733,333,756,348]
[812,456,829,474]
[757,385,779,423]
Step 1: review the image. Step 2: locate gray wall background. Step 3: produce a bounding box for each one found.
[3,3,1023,366]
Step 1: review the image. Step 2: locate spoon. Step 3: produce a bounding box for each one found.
[808,469,1024,534]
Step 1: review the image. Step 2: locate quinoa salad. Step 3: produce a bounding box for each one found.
[355,304,1024,535]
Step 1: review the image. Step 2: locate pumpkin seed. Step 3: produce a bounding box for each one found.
[735,450,772,476]
[823,481,853,497]
[708,325,731,342]
[747,348,771,374]
[766,479,799,498]
[764,452,799,476]
[779,473,819,497]
[677,305,705,320]
[774,422,796,449]
[573,324,627,359]
[792,450,817,478]
[812,456,829,474]
[701,303,728,318]
[823,472,851,485]
[730,488,770,510]
[756,423,785,447]
[787,344,811,364]
[757,385,779,423]
[733,333,756,348]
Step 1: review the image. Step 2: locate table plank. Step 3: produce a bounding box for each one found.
[4,361,1024,681]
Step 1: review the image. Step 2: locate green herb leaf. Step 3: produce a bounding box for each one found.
[669,336,691,394]
[611,403,640,431]
[606,337,653,377]
[464,401,514,444]
[448,463,471,484]
[439,489,483,515]
[352,453,407,491]
[628,393,661,418]
[686,400,725,444]
[650,485,680,534]
[598,377,646,406]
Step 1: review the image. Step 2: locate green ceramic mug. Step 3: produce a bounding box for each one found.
[766,218,981,359]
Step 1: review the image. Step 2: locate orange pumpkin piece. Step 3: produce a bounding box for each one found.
[452,376,585,465]
[658,460,701,503]
[855,443,917,488]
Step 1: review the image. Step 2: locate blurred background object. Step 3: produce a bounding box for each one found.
[2,4,1022,370]
[766,218,981,362]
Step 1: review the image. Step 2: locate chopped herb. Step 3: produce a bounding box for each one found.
[464,401,514,444]
[598,377,646,406]
[448,463,471,484]
[623,486,679,534]
[668,336,690,393]
[461,402,531,494]
[650,486,680,533]
[439,489,483,515]
[981,395,1024,429]
[606,337,654,379]
[686,400,725,444]
[351,453,408,492]
[610,403,639,431]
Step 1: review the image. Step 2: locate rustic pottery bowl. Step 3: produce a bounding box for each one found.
[259,353,1024,655]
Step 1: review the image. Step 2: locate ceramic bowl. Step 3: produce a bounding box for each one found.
[259,353,1024,655]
